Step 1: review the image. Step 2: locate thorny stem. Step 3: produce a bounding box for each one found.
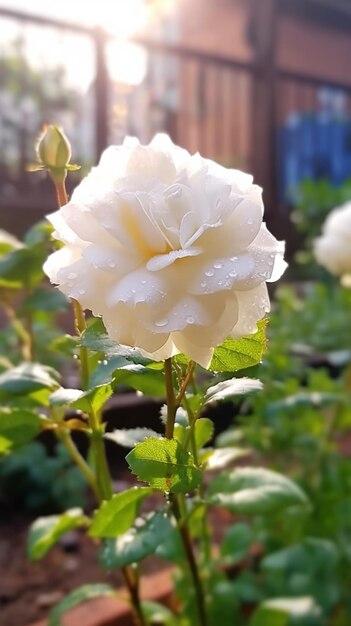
[53,178,147,626]
[164,357,208,626]
[71,298,90,390]
[165,358,177,439]
[171,494,208,626]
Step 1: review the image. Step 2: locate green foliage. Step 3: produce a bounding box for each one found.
[291,178,351,278]
[209,320,267,372]
[261,539,340,613]
[0,362,59,400]
[126,437,202,493]
[0,407,44,450]
[100,511,173,569]
[250,597,323,626]
[292,178,351,240]
[0,442,87,513]
[208,467,309,515]
[142,601,178,626]
[48,584,116,626]
[89,487,153,538]
[220,522,254,565]
[28,508,89,560]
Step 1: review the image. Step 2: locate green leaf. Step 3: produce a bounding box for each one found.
[220,523,253,565]
[89,487,153,538]
[20,288,68,313]
[194,418,214,448]
[208,467,309,515]
[81,318,152,365]
[126,437,201,493]
[250,606,289,626]
[105,428,161,448]
[209,320,267,372]
[71,383,113,414]
[112,364,165,397]
[89,355,130,386]
[142,601,178,626]
[250,597,322,626]
[0,434,12,454]
[205,377,263,404]
[0,363,60,400]
[204,447,251,470]
[48,584,116,626]
[0,230,22,255]
[0,407,43,449]
[100,511,173,569]
[24,220,53,247]
[28,508,88,560]
[0,243,46,289]
[49,387,84,407]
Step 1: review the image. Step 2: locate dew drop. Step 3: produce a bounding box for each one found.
[102,359,108,365]
[78,288,86,295]
[205,269,214,277]
[214,262,222,269]
[247,218,254,225]
[155,318,169,328]
[200,281,206,288]
[229,270,237,277]
[68,272,77,280]
[218,280,223,286]
[141,279,147,285]
[108,260,116,268]
[73,354,78,360]
[186,315,195,324]
[230,256,238,262]
[132,289,136,294]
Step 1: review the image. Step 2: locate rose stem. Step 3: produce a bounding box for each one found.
[54,179,147,626]
[164,358,208,626]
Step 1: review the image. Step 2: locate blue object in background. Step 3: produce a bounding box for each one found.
[278,87,351,204]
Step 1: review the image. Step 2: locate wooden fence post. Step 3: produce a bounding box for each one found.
[250,0,278,217]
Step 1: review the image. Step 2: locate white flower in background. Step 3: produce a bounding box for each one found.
[314,201,351,287]
[44,135,286,368]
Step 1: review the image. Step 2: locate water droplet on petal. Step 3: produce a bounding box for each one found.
[108,260,116,268]
[230,256,238,262]
[229,270,237,277]
[200,281,206,288]
[141,279,147,285]
[155,318,169,328]
[78,288,86,295]
[205,269,214,277]
[214,262,222,269]
[186,315,195,324]
[68,272,77,280]
[247,218,254,225]
[102,359,108,365]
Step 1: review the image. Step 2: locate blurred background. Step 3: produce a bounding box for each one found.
[0,0,351,248]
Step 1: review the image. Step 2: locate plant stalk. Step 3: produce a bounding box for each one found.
[57,428,98,497]
[164,357,208,626]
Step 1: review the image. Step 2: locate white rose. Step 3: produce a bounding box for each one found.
[44,134,286,368]
[314,202,351,287]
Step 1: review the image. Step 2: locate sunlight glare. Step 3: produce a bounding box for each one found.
[106,41,147,86]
